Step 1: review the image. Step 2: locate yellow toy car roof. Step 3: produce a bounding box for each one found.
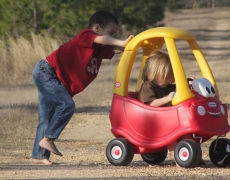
[114,27,218,105]
[125,27,195,51]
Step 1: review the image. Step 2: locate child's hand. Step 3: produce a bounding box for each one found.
[167,92,175,101]
[187,77,195,89]
[123,35,134,47]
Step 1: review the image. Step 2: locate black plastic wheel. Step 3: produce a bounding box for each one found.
[141,148,168,164]
[174,139,202,168]
[209,138,230,167]
[106,138,134,166]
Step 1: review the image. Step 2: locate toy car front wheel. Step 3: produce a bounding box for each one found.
[106,138,134,166]
[174,139,202,168]
[141,148,168,164]
[209,138,230,167]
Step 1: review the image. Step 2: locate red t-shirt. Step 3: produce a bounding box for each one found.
[46,29,114,96]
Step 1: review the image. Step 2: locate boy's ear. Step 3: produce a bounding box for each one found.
[92,24,101,33]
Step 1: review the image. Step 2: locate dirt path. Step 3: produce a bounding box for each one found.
[1,8,230,180]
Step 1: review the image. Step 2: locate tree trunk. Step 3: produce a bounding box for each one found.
[212,0,215,8]
[33,0,38,34]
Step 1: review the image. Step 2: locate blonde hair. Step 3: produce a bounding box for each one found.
[142,50,174,83]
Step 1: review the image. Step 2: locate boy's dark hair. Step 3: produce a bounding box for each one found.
[88,10,119,29]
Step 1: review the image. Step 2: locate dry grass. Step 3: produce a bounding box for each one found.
[0,32,61,84]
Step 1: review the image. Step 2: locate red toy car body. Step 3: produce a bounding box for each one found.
[110,91,228,151]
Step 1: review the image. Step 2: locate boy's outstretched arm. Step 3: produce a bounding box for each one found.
[94,35,134,48]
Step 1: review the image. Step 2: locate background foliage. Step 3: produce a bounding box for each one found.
[0,0,229,41]
[0,0,168,40]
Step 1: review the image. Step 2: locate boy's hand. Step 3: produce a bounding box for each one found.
[123,35,134,47]
[112,35,134,54]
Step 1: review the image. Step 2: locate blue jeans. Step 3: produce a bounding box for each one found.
[32,60,75,159]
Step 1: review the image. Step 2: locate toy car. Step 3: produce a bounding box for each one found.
[106,27,230,168]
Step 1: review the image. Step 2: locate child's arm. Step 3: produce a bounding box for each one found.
[113,46,124,54]
[149,92,174,107]
[94,35,133,48]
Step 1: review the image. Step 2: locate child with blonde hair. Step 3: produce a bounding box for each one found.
[138,50,204,167]
[138,50,175,106]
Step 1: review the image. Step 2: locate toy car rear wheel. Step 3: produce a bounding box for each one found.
[141,148,168,164]
[209,138,230,167]
[174,139,202,168]
[106,138,134,166]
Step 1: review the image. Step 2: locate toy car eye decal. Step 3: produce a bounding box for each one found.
[192,78,215,98]
[211,86,215,94]
[197,106,205,116]
[205,87,210,94]
[204,86,215,97]
[220,105,225,115]
[208,86,215,97]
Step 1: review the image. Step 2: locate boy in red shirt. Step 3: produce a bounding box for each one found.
[32,10,133,165]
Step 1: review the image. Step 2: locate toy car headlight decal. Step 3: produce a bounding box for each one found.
[192,78,215,98]
[220,105,225,115]
[197,106,205,116]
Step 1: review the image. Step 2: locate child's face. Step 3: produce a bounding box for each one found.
[97,22,119,36]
